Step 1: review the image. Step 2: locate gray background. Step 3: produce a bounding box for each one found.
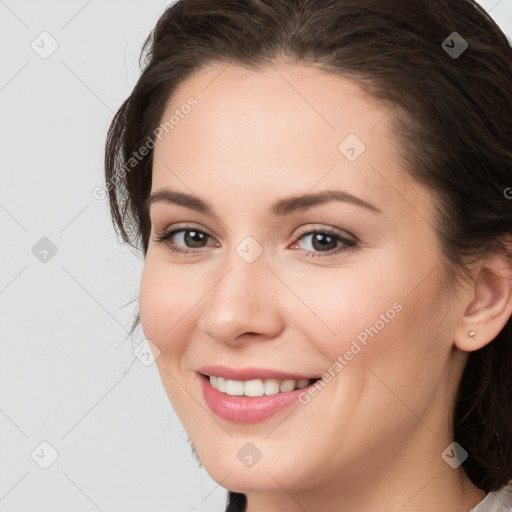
[1,1,511,511]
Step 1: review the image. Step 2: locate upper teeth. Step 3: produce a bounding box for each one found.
[209,376,311,397]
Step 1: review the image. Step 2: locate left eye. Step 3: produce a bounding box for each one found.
[153,226,357,258]
[291,229,356,256]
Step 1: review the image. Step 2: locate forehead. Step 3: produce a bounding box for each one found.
[151,62,430,220]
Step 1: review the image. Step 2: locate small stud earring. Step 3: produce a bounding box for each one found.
[468,330,476,338]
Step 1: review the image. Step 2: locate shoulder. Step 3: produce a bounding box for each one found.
[470,483,512,511]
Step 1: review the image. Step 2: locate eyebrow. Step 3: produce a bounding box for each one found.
[144,188,382,216]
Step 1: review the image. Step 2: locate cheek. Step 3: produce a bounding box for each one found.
[290,267,405,362]
[139,262,163,343]
[335,270,451,421]
[306,259,449,399]
[138,258,190,357]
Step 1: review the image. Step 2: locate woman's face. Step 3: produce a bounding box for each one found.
[139,62,469,497]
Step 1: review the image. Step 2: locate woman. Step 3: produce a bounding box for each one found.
[104,0,512,510]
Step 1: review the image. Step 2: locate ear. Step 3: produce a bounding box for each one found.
[454,248,512,352]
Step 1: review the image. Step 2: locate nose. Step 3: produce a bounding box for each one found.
[196,249,284,347]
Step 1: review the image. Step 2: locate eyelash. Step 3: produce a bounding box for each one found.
[153,223,358,259]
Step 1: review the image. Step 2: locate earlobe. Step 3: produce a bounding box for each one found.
[454,251,512,352]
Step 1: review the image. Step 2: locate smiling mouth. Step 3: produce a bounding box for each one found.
[199,373,321,397]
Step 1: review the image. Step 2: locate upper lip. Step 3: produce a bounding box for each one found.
[196,364,320,381]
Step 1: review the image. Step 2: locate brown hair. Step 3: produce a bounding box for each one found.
[104,0,512,503]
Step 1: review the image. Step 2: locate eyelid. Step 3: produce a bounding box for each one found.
[291,224,356,242]
[155,222,215,238]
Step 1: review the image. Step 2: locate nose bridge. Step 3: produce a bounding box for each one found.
[197,237,282,343]
[214,233,270,300]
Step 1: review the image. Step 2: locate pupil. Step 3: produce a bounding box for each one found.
[185,230,205,248]
[312,233,336,251]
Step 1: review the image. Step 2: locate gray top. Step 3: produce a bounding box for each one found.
[470,484,512,511]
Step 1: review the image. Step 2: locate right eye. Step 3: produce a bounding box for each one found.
[153,225,218,255]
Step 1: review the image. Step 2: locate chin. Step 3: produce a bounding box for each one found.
[195,441,311,494]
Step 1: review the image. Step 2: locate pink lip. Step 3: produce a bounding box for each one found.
[197,372,320,424]
[196,364,318,381]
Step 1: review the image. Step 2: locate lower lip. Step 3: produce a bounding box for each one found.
[198,374,317,424]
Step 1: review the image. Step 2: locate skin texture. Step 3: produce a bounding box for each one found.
[138,62,512,512]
